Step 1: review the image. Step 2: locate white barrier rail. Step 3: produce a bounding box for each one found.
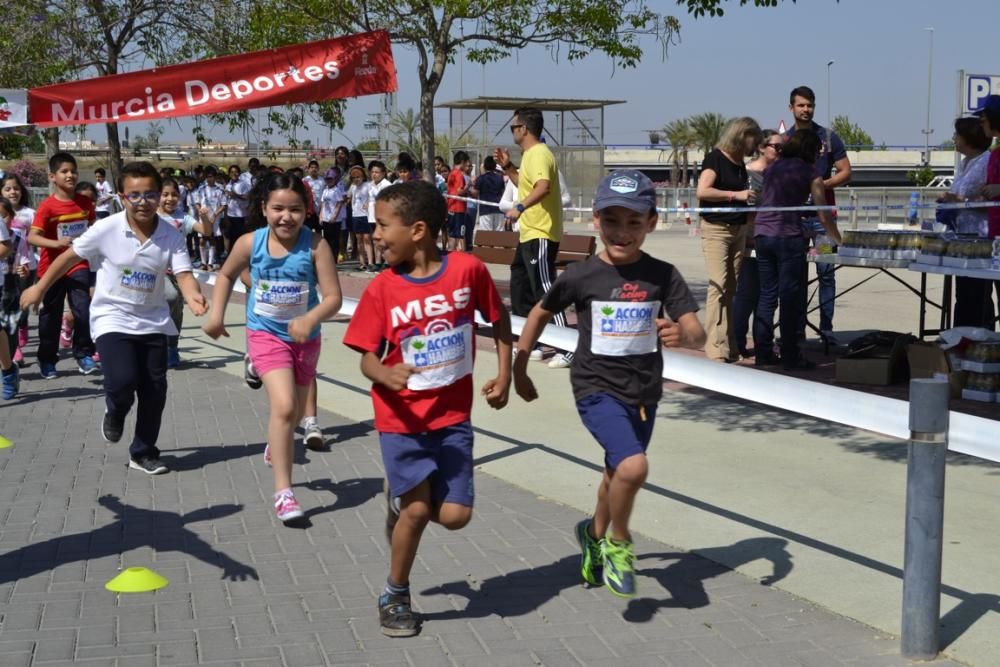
[444,192,1000,216]
[195,270,1000,465]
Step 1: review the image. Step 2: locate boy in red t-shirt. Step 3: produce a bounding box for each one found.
[27,152,97,378]
[445,151,471,252]
[343,180,512,637]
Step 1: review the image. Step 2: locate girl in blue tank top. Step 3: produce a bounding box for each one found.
[203,173,342,525]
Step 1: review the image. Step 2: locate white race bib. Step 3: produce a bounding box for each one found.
[401,323,474,391]
[253,279,309,322]
[590,300,660,356]
[57,220,88,240]
[111,267,157,305]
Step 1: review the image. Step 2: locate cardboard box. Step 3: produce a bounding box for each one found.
[906,341,965,398]
[835,337,909,386]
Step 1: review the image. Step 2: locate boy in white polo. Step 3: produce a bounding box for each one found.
[21,161,208,475]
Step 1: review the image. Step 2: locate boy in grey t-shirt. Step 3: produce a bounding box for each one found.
[513,170,705,598]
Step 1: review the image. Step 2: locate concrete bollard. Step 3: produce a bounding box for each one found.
[900,378,950,660]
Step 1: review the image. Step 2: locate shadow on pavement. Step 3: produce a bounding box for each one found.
[939,593,1000,651]
[163,442,308,471]
[0,495,258,585]
[7,382,103,406]
[324,420,375,445]
[299,477,383,519]
[624,537,793,622]
[419,555,582,621]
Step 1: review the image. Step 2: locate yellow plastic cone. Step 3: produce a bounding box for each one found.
[105,567,169,593]
[0,436,12,449]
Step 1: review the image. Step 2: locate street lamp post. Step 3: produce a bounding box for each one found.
[923,28,934,165]
[827,60,835,126]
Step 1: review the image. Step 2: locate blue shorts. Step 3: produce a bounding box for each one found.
[576,392,657,470]
[379,421,475,507]
[350,216,369,234]
[447,212,466,239]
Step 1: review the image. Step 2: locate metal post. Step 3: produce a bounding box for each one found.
[900,378,949,660]
[922,28,934,165]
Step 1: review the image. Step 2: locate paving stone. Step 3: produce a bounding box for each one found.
[0,360,964,667]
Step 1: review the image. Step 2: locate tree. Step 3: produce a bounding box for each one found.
[0,7,73,156]
[34,0,184,184]
[389,108,422,159]
[688,112,728,154]
[662,119,694,185]
[235,0,681,181]
[145,121,165,149]
[830,115,874,150]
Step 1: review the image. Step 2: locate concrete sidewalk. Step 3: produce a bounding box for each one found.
[0,307,967,665]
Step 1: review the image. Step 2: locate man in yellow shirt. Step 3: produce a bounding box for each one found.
[494,107,570,368]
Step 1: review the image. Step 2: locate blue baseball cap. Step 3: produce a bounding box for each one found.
[594,170,657,214]
[973,94,1000,116]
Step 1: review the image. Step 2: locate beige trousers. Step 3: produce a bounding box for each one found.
[700,220,748,361]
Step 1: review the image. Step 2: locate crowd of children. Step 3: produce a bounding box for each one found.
[0,143,706,640]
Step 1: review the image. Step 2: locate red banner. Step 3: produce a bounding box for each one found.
[28,31,397,127]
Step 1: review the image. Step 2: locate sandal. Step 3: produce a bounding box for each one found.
[379,592,420,637]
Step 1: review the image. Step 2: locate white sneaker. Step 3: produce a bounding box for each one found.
[547,354,571,369]
[301,417,324,451]
[529,348,544,362]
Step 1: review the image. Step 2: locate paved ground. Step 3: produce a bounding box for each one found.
[0,330,965,666]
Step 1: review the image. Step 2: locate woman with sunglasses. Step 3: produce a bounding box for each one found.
[733,131,783,358]
[751,129,840,371]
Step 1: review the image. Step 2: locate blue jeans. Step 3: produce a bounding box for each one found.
[732,256,759,354]
[754,236,808,361]
[798,219,836,333]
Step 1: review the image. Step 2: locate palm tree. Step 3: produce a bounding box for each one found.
[662,119,693,186]
[688,112,728,154]
[389,108,422,158]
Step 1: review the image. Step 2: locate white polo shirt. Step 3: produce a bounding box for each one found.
[72,212,193,340]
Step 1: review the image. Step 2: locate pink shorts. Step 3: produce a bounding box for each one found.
[247,329,321,386]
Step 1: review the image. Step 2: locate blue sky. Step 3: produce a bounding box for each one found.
[136,0,997,148]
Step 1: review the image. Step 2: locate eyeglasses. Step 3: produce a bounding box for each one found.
[122,191,161,204]
[765,143,783,149]
[509,124,524,133]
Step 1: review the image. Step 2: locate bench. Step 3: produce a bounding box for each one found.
[472,230,597,269]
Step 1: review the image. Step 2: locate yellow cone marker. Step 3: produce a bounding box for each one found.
[0,436,12,449]
[105,567,169,593]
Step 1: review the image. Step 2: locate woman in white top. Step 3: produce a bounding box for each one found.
[938,117,993,327]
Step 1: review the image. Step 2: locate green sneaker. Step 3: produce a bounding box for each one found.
[574,519,603,585]
[602,537,637,598]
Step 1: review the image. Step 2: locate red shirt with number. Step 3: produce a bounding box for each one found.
[343,252,504,434]
[32,194,96,278]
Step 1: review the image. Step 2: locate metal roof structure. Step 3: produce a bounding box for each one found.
[436,96,626,112]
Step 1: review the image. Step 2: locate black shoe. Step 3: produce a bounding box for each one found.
[782,356,816,371]
[754,353,780,367]
[128,456,168,475]
[378,592,420,637]
[102,410,124,443]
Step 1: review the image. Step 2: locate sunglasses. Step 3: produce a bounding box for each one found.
[766,142,783,149]
[509,123,524,132]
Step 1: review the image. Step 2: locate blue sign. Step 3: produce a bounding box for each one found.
[964,74,1000,114]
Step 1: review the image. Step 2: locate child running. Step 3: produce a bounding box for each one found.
[1,174,37,368]
[158,177,213,368]
[343,180,512,637]
[1,197,21,399]
[513,171,706,598]
[21,162,208,474]
[203,172,342,524]
[27,152,98,378]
